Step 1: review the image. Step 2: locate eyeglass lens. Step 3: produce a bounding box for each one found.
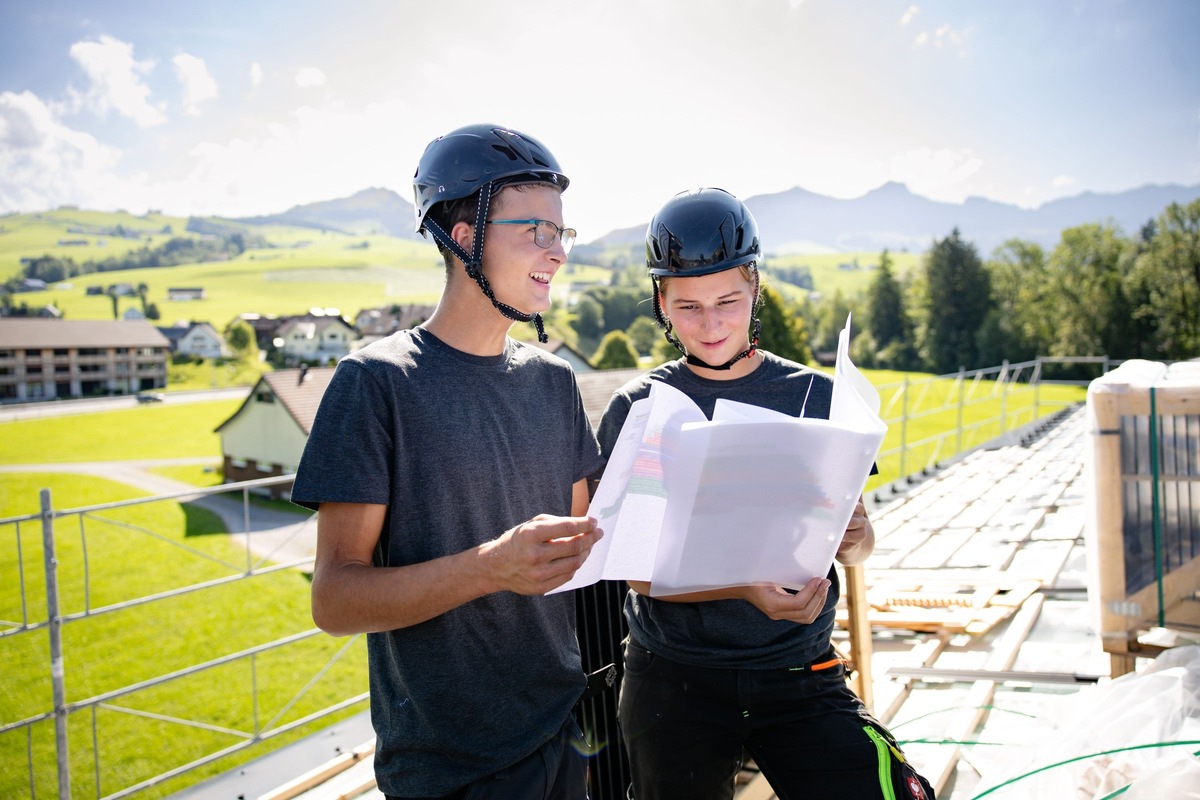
[535,221,576,254]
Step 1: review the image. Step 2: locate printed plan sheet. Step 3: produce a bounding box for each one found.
[555,316,886,597]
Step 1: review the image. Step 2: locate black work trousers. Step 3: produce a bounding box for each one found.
[618,638,935,800]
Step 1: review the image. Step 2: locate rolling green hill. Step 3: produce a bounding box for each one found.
[1,209,610,326]
[2,208,911,328]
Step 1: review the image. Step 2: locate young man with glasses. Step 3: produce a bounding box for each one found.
[292,124,603,800]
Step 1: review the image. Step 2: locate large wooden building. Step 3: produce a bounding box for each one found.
[0,319,170,402]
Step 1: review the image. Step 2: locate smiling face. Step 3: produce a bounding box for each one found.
[659,265,758,377]
[475,183,567,315]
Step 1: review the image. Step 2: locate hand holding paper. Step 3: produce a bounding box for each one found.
[553,314,885,596]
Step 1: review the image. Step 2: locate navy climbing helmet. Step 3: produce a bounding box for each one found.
[646,188,761,278]
[413,124,569,235]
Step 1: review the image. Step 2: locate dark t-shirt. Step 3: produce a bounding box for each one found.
[595,352,851,669]
[292,327,603,796]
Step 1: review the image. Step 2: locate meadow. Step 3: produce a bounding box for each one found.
[0,399,368,799]
[765,249,921,301]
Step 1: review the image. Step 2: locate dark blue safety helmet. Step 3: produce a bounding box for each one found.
[646,187,761,278]
[413,124,569,235]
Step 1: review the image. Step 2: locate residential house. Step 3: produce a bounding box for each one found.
[354,304,436,336]
[274,314,356,364]
[167,287,207,301]
[235,313,285,352]
[528,339,595,372]
[174,323,227,359]
[0,319,169,401]
[215,366,335,497]
[213,365,647,497]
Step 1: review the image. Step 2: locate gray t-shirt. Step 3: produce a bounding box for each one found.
[292,327,603,796]
[595,352,845,669]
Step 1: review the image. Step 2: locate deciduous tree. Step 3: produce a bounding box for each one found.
[1131,200,1200,359]
[592,330,639,370]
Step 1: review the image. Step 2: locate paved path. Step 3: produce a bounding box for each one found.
[0,387,249,422]
[1,458,317,565]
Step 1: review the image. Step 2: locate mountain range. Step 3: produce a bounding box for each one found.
[235,182,1200,257]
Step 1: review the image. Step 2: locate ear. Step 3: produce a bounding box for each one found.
[451,220,475,254]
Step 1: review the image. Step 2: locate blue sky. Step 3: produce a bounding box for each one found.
[1,0,1197,240]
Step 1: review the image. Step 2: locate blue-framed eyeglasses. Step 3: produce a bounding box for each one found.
[487,219,577,254]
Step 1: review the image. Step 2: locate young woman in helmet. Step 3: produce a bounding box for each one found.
[596,188,934,799]
[293,124,604,799]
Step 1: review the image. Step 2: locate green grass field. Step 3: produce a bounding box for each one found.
[0,209,191,277]
[0,396,367,798]
[0,472,368,800]
[763,250,922,301]
[0,399,241,466]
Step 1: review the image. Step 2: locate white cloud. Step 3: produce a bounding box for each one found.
[68,35,166,127]
[249,62,263,88]
[1052,175,1076,188]
[140,97,418,218]
[295,67,326,88]
[900,5,920,26]
[173,53,218,116]
[0,90,130,212]
[889,147,984,199]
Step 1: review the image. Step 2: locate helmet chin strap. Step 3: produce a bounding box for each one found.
[420,182,548,343]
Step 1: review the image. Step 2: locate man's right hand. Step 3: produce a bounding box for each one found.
[478,514,602,595]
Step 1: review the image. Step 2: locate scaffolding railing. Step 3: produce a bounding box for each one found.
[0,475,369,800]
[868,355,1107,496]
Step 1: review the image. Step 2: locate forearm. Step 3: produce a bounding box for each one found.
[312,546,495,635]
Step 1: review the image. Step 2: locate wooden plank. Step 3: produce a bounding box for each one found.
[257,740,375,800]
[843,563,874,712]
[876,636,949,725]
[915,594,1046,797]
